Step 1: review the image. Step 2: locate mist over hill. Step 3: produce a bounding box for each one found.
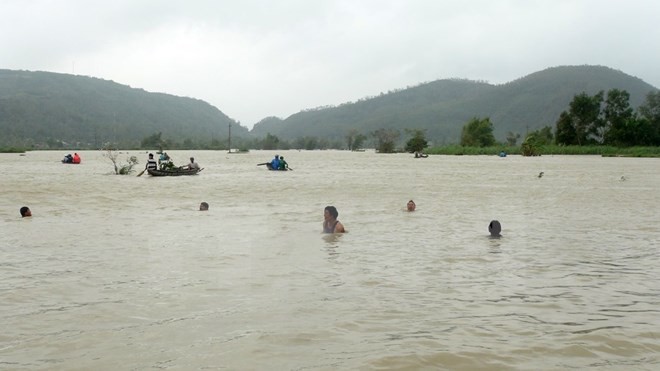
[252,65,657,144]
[1,65,657,149]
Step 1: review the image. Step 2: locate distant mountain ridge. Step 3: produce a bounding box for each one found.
[0,69,248,148]
[0,65,657,148]
[252,65,658,143]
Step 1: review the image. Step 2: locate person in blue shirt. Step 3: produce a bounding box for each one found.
[270,155,280,170]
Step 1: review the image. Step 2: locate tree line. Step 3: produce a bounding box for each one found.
[455,89,660,156]
[96,88,660,156]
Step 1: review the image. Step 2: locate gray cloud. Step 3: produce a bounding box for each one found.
[2,0,659,127]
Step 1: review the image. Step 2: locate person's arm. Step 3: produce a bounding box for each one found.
[335,221,345,233]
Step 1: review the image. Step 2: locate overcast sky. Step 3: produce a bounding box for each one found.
[2,0,659,128]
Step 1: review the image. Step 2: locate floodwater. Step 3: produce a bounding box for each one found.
[1,150,659,370]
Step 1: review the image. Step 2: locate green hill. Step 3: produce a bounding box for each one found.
[251,65,658,144]
[0,69,249,148]
[1,66,657,149]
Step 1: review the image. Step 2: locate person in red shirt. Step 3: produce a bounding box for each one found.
[72,153,81,164]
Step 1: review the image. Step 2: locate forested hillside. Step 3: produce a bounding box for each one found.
[251,66,658,144]
[0,70,249,148]
[1,66,657,149]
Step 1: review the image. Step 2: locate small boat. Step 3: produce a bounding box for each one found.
[414,152,428,158]
[266,163,288,171]
[147,167,202,176]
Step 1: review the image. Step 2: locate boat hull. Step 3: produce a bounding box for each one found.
[266,163,288,171]
[147,168,201,176]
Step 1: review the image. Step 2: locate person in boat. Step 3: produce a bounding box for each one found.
[488,220,502,238]
[63,154,73,163]
[158,152,173,170]
[199,202,209,211]
[145,153,158,172]
[269,155,280,170]
[406,200,416,212]
[278,156,289,170]
[72,153,81,164]
[20,206,32,217]
[323,206,345,233]
[186,157,200,170]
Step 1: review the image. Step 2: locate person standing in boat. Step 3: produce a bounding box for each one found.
[186,157,200,170]
[278,156,289,170]
[323,206,345,233]
[144,153,158,171]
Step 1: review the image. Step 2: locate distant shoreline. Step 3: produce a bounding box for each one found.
[4,145,659,158]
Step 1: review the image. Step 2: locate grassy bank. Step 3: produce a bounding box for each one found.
[0,147,27,153]
[425,145,660,157]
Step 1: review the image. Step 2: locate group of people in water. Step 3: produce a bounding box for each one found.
[47,152,501,237]
[322,202,500,237]
[18,198,501,237]
[61,153,81,164]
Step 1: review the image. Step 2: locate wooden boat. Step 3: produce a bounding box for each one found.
[266,163,288,171]
[147,167,202,176]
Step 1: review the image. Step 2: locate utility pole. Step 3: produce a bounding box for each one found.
[227,123,231,153]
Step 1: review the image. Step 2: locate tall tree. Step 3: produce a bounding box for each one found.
[460,117,496,147]
[637,91,660,145]
[566,91,604,145]
[603,89,635,145]
[555,111,577,145]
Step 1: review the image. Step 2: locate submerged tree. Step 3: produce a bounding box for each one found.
[346,128,367,151]
[371,128,400,153]
[505,131,521,146]
[404,129,429,153]
[521,133,542,156]
[103,144,139,175]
